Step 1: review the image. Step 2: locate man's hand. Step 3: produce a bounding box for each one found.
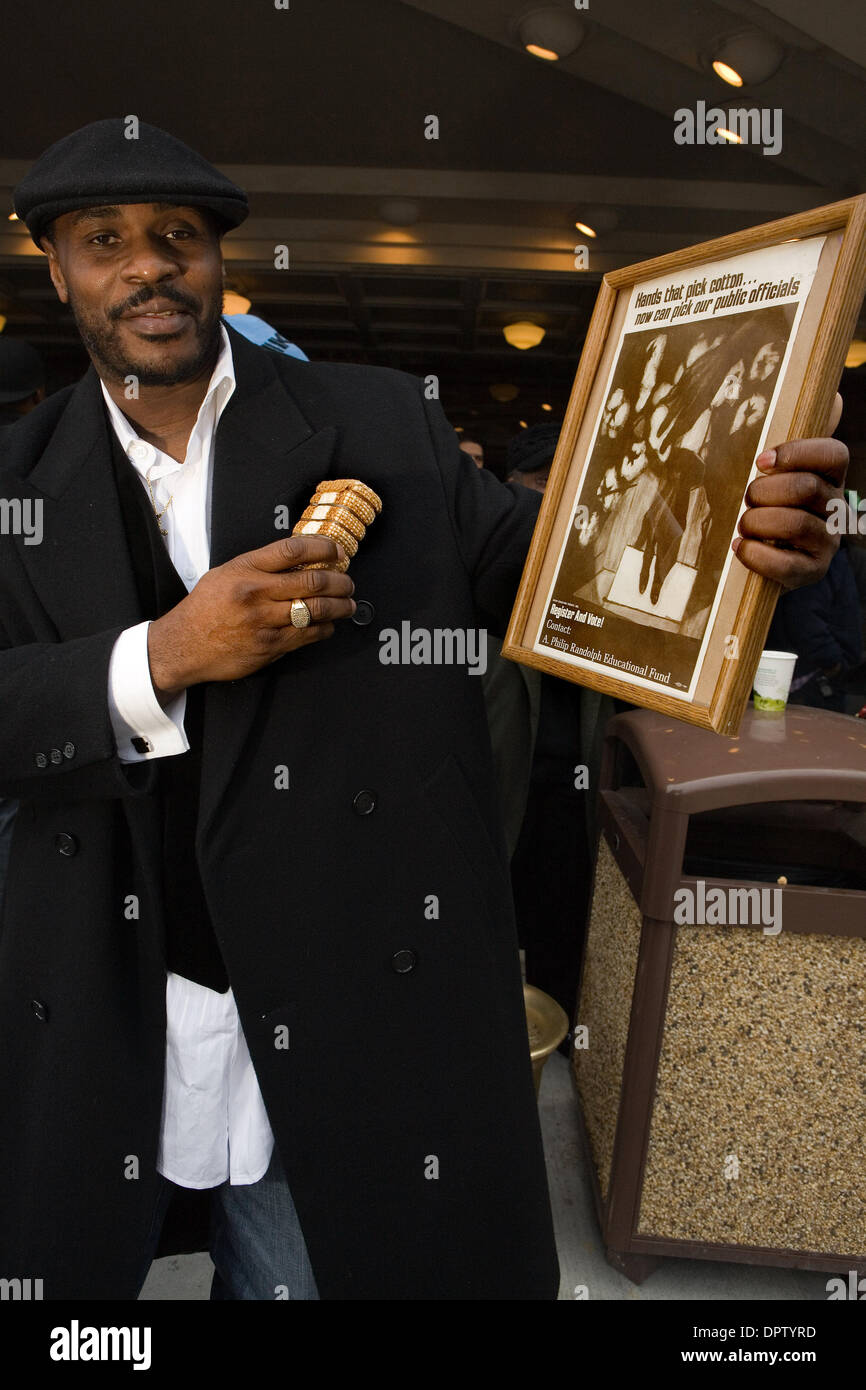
[147,536,356,698]
[732,392,848,590]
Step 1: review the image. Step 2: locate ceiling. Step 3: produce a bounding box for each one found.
[1,0,864,456]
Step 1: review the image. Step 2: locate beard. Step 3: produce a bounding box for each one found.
[68,282,223,387]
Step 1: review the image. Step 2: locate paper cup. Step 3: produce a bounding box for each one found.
[753,650,797,712]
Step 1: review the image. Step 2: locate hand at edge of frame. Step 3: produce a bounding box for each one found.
[733,392,847,590]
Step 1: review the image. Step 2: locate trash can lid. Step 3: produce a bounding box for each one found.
[606,704,866,814]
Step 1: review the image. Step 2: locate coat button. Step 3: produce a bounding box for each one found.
[351,600,375,627]
[35,752,48,768]
[31,999,49,1022]
[391,949,417,974]
[63,742,76,760]
[54,832,79,857]
[50,748,63,765]
[353,790,377,816]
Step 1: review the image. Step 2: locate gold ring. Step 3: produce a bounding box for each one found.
[290,599,312,628]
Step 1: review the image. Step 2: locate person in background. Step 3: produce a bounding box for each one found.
[458,433,484,468]
[506,421,558,492]
[0,338,45,432]
[767,546,863,712]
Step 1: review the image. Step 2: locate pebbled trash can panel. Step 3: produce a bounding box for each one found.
[573,836,643,1200]
[571,705,866,1282]
[637,923,866,1255]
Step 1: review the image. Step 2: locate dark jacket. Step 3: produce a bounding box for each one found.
[768,547,862,679]
[0,326,557,1300]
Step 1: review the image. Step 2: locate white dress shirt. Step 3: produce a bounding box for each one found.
[103,325,275,1189]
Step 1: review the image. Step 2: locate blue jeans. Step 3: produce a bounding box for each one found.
[136,1147,319,1301]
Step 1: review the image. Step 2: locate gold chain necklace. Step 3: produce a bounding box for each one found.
[143,463,174,539]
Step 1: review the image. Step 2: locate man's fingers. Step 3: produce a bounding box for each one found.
[754,436,848,488]
[267,620,336,662]
[734,502,838,589]
[263,566,356,602]
[737,505,828,552]
[738,428,848,591]
[732,537,826,589]
[746,465,839,518]
[264,595,357,627]
[291,619,337,646]
[828,391,843,435]
[240,535,348,573]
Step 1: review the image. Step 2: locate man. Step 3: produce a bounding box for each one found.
[0,338,45,431]
[507,421,560,492]
[458,433,484,468]
[0,119,848,1301]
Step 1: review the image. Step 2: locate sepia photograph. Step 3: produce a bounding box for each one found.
[544,302,797,692]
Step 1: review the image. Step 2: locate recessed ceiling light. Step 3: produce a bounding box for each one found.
[519,420,528,429]
[504,321,546,350]
[712,61,743,87]
[518,8,585,62]
[8,212,18,221]
[574,206,618,235]
[710,32,784,87]
[541,402,553,412]
[716,127,743,145]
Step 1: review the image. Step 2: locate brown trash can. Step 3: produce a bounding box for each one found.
[572,704,866,1285]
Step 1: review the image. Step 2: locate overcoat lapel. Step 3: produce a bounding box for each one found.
[18,368,167,924]
[20,366,142,638]
[199,328,338,836]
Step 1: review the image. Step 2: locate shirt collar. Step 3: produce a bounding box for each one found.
[100,322,236,459]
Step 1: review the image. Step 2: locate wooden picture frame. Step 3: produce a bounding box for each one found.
[502,197,866,735]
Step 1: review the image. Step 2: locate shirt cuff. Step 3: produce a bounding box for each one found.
[108,621,189,762]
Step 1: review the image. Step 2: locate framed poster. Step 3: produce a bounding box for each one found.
[502,197,866,735]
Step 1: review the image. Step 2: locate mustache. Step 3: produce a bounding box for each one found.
[108,285,201,321]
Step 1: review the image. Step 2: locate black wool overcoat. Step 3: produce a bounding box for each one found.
[0,325,558,1300]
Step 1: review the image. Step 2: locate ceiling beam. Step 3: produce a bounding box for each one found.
[0,161,831,215]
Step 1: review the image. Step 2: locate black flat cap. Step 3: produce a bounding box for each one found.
[14,118,248,246]
[507,420,562,474]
